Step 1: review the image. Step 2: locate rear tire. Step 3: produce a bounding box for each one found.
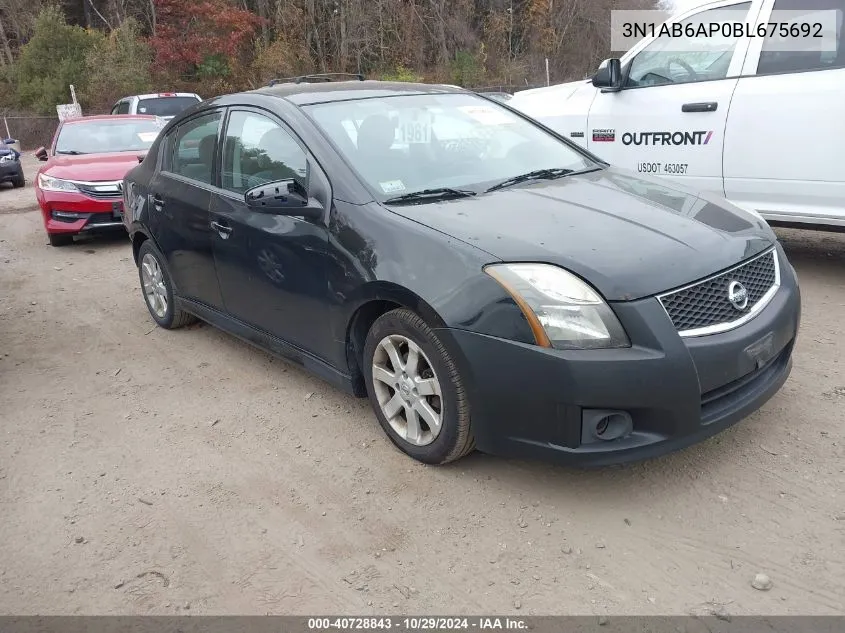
[137,240,197,329]
[363,308,474,464]
[48,233,73,247]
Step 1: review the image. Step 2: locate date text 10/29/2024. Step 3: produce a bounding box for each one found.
[308,617,528,630]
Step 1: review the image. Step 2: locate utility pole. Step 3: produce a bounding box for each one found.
[508,0,514,62]
[82,0,92,28]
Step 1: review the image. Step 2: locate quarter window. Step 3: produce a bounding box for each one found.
[116,101,130,115]
[757,0,844,74]
[626,3,752,87]
[221,110,307,194]
[170,112,221,186]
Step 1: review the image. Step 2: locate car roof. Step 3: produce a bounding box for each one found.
[252,80,468,105]
[62,114,160,124]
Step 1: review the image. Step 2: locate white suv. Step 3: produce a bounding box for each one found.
[509,0,845,229]
[110,93,202,121]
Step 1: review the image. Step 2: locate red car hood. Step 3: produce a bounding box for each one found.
[42,152,145,182]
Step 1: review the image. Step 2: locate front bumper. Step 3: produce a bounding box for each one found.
[37,190,125,235]
[0,161,23,182]
[435,246,801,467]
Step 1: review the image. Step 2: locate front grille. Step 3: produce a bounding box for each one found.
[658,248,779,335]
[87,213,119,225]
[76,181,122,199]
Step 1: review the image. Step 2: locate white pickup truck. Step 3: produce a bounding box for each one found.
[509,0,844,229]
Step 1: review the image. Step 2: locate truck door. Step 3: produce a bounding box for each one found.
[724,0,845,225]
[586,0,761,197]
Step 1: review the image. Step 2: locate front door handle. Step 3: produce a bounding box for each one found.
[211,220,233,239]
[682,102,718,113]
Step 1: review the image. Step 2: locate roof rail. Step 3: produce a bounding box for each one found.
[267,73,365,87]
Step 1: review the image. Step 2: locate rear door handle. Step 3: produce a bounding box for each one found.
[682,102,718,113]
[211,220,233,239]
[151,194,164,212]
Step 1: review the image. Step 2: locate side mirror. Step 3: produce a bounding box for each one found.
[35,146,49,161]
[592,58,623,92]
[245,179,322,218]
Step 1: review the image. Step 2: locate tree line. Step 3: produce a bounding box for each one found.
[0,0,657,115]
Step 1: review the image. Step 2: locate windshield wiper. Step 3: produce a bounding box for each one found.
[486,167,600,193]
[383,187,477,205]
[56,150,86,155]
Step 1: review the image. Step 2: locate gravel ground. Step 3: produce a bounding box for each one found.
[1,155,844,616]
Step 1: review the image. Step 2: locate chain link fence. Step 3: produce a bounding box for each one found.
[2,115,60,151]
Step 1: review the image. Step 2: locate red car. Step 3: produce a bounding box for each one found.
[34,115,165,246]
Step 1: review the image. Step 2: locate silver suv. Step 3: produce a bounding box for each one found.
[110,92,202,120]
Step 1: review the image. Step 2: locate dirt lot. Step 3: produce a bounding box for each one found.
[1,154,844,616]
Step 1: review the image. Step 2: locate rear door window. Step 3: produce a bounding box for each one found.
[757,0,844,74]
[168,112,222,186]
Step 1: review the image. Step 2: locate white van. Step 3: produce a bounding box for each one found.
[509,0,845,228]
[110,93,202,121]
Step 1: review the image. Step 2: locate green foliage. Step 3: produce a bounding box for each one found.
[0,64,15,110]
[14,6,102,114]
[197,54,231,80]
[379,65,423,82]
[449,50,485,87]
[81,18,153,111]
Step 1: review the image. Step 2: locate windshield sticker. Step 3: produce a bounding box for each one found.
[397,110,433,144]
[592,129,616,142]
[137,132,159,142]
[458,106,511,126]
[380,180,406,194]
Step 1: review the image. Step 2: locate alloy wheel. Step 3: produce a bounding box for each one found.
[371,334,443,446]
[141,253,168,319]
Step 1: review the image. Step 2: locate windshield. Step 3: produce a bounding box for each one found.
[137,96,199,117]
[55,119,165,155]
[304,93,595,199]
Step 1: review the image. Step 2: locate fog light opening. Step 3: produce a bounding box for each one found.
[581,409,633,444]
[595,417,610,437]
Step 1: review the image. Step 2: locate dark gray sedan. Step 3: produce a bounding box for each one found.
[122,79,800,466]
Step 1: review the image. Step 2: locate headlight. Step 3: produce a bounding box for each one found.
[0,153,15,163]
[38,173,79,192]
[485,263,630,350]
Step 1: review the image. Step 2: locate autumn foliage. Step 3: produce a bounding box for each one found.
[1,0,659,116]
[149,0,263,78]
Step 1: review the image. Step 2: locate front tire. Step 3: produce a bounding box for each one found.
[137,240,196,329]
[48,233,73,247]
[363,308,474,464]
[12,175,24,188]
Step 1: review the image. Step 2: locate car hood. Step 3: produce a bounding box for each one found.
[386,167,776,301]
[42,152,146,181]
[510,80,589,112]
